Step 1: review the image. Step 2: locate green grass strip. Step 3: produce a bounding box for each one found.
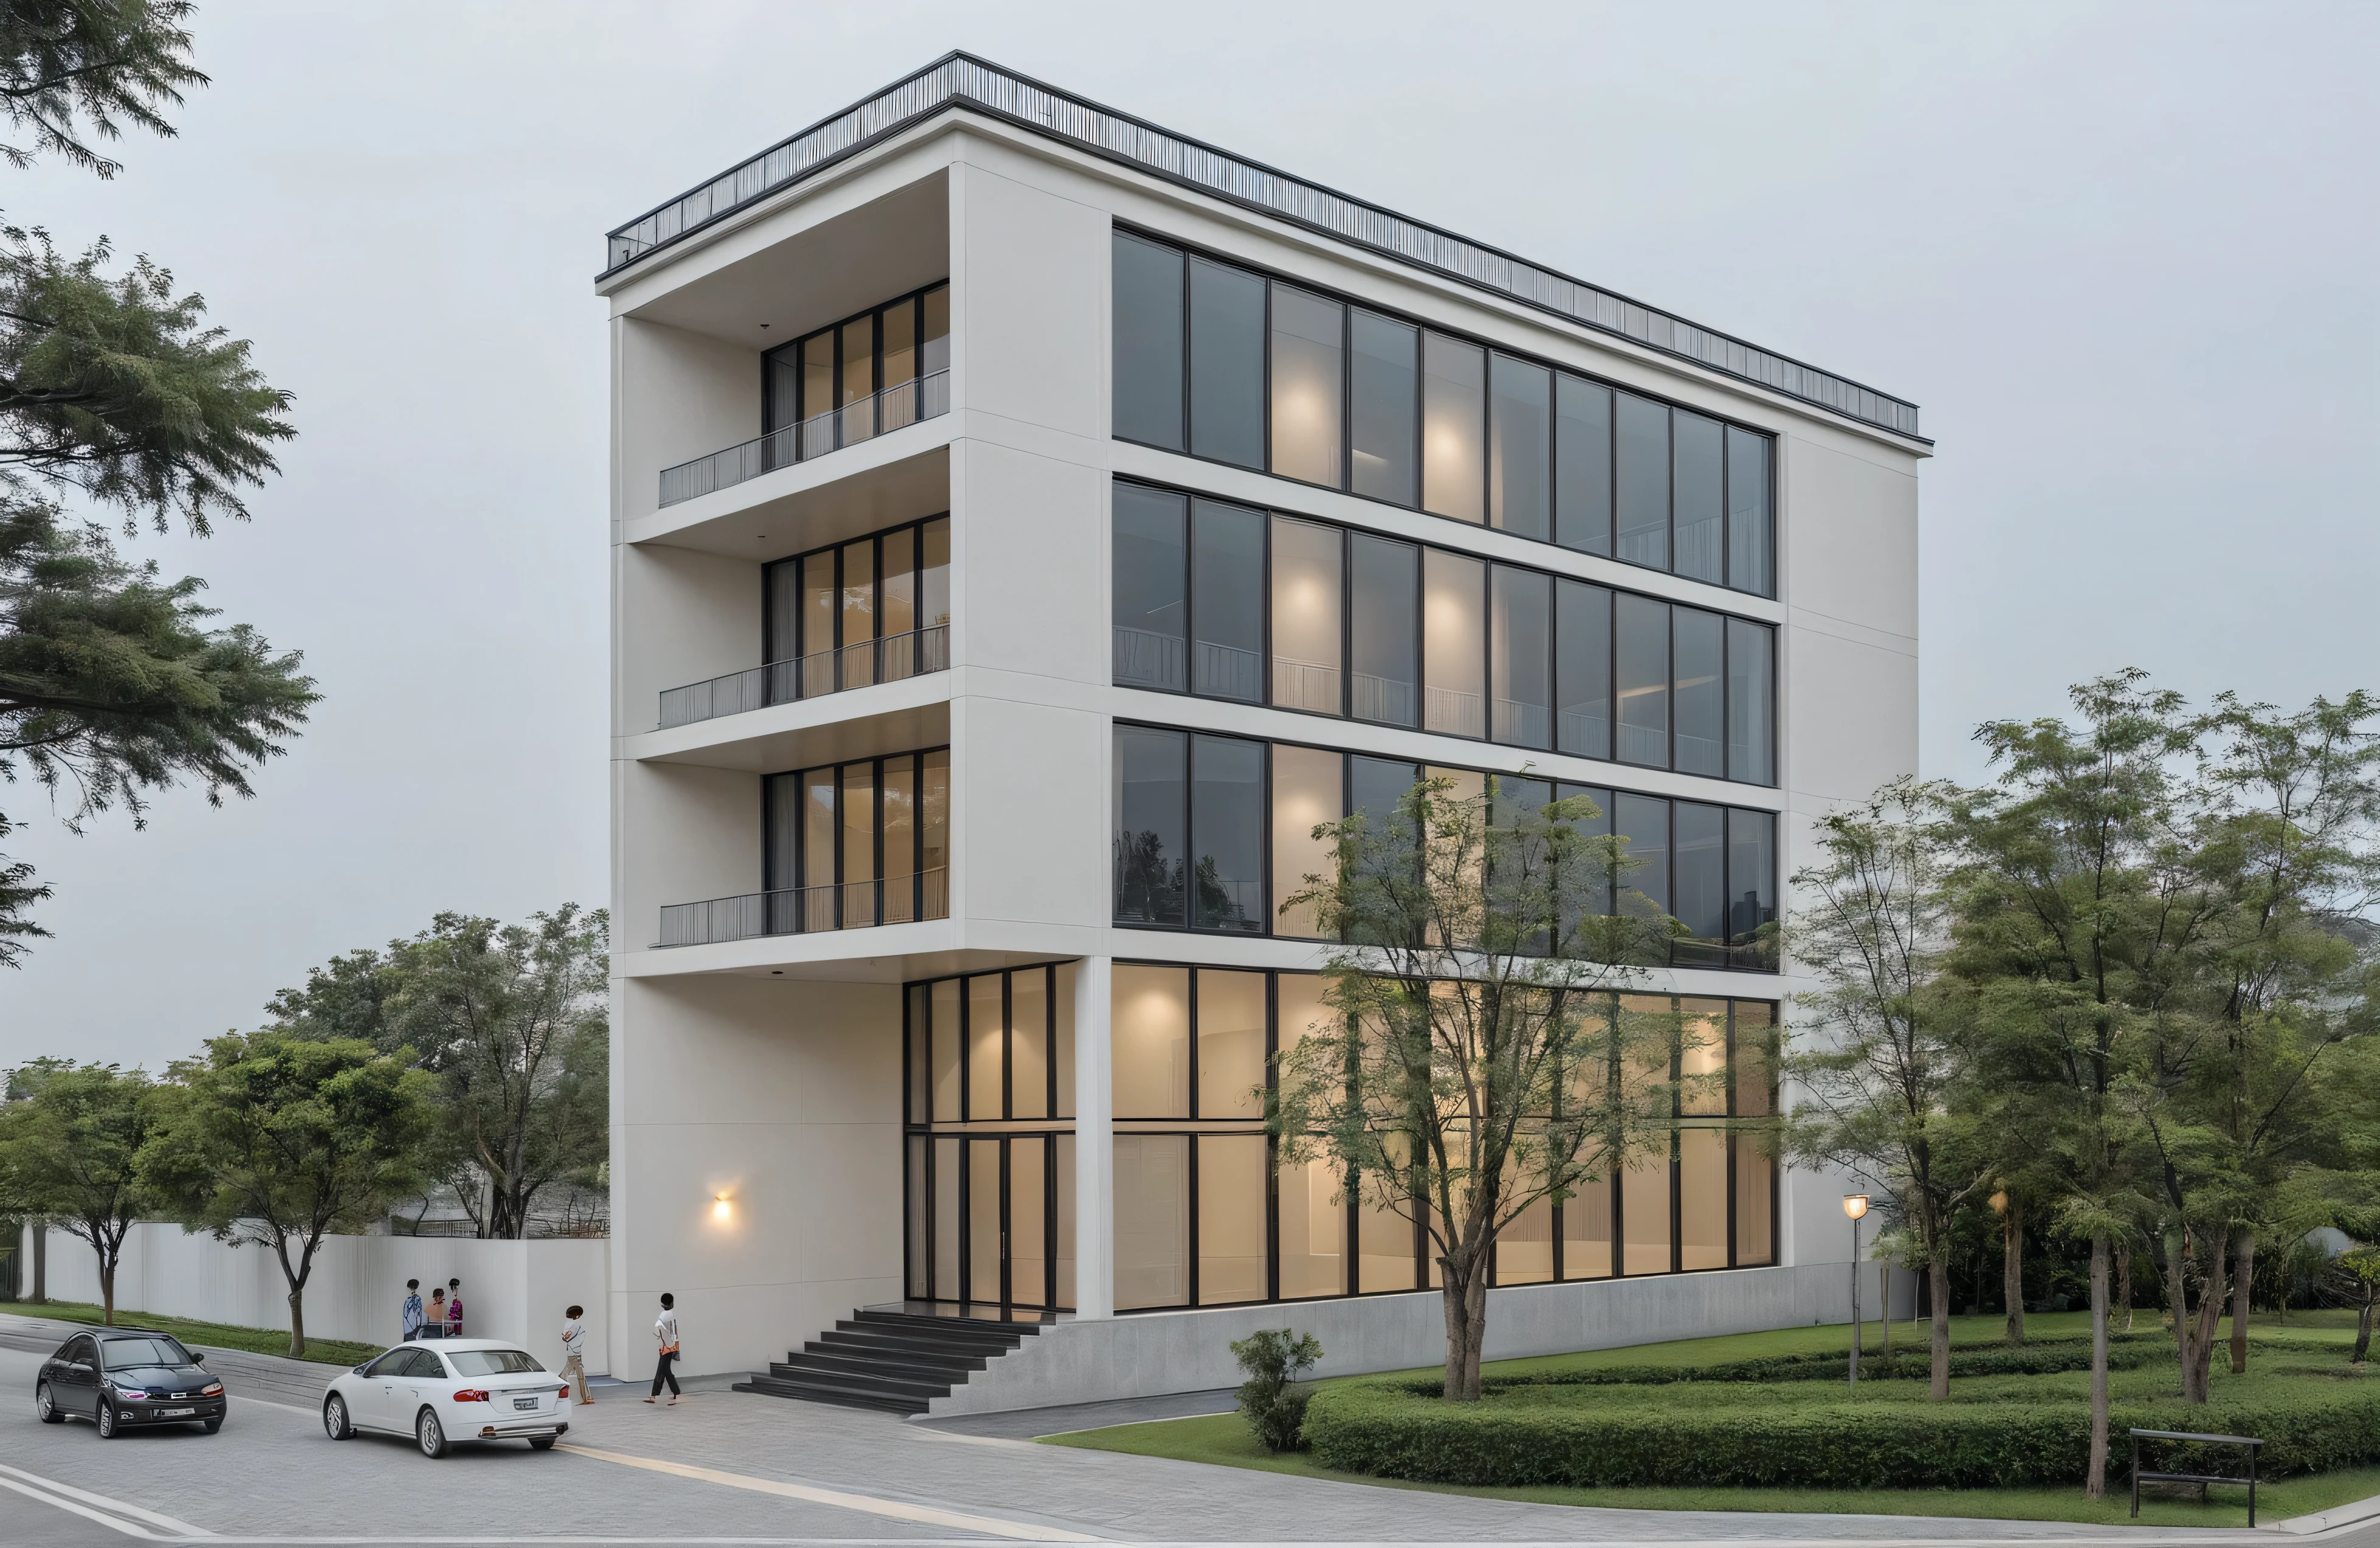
[1,1299,384,1367]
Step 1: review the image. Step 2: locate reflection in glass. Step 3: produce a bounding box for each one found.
[1421,332,1484,523]
[1189,257,1265,469]
[1115,1134,1189,1308]
[1191,500,1264,702]
[1349,310,1417,505]
[1488,355,1550,540]
[883,758,915,918]
[1269,285,1343,487]
[1112,965,1189,1118]
[1561,1173,1613,1278]
[1672,803,1728,966]
[1271,744,1343,940]
[1728,809,1778,969]
[921,518,951,628]
[1192,734,1265,933]
[1727,618,1774,786]
[1114,727,1186,926]
[1113,486,1187,691]
[1672,410,1724,584]
[1278,1154,1347,1297]
[882,528,915,638]
[1499,1194,1553,1284]
[882,297,916,389]
[1112,233,1185,450]
[1357,1174,1416,1292]
[1349,535,1419,727]
[921,284,950,377]
[1422,549,1486,738]
[1727,426,1773,596]
[1615,593,1671,767]
[1491,567,1553,749]
[1614,792,1669,921]
[1673,607,1725,778]
[1555,580,1610,761]
[1615,392,1669,568]
[1270,517,1342,713]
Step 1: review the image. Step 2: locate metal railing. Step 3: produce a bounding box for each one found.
[658,370,950,507]
[658,868,949,947]
[604,53,1919,439]
[658,624,948,730]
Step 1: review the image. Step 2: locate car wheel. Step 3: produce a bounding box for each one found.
[35,1382,63,1424]
[529,1435,557,1451]
[322,1393,353,1441]
[97,1400,120,1439]
[201,1417,223,1434]
[416,1406,448,1459]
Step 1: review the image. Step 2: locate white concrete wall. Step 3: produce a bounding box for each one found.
[607,975,902,1382]
[933,1260,1919,1414]
[21,1222,608,1373]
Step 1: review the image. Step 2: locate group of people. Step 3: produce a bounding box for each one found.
[398,1277,466,1341]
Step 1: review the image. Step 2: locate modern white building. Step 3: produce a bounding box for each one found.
[601,54,1924,1414]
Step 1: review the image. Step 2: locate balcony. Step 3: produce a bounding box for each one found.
[660,371,949,508]
[659,624,948,731]
[658,868,948,947]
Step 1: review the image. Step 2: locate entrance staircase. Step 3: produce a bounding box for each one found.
[734,1308,1044,1415]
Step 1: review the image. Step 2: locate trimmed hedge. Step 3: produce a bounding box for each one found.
[1303,1379,2380,1490]
[1493,1335,2168,1388]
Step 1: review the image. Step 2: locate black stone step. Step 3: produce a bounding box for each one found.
[821,1325,1020,1359]
[768,1356,950,1400]
[854,1309,1047,1337]
[794,1345,979,1381]
[843,1313,1029,1347]
[735,1374,925,1416]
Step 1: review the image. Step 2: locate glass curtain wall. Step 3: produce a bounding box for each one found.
[1110,232,1775,596]
[764,516,952,698]
[764,748,950,930]
[1114,481,1776,786]
[1102,966,1778,1308]
[765,282,950,447]
[904,964,1077,1313]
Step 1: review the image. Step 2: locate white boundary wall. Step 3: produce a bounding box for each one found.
[18,1223,611,1375]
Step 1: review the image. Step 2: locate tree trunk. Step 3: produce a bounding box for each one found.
[99,1256,116,1326]
[1880,1263,1891,1362]
[287,1286,307,1359]
[30,1224,44,1303]
[2115,1247,2133,1333]
[2003,1199,2025,1345]
[1439,1257,1489,1401]
[1928,1256,1951,1400]
[2356,1292,2373,1364]
[2168,1227,2225,1403]
[2229,1232,2253,1376]
[2087,1233,2110,1499]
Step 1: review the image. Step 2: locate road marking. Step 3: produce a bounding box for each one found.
[0,1459,215,1538]
[554,1442,1100,1541]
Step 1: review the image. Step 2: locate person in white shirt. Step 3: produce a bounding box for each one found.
[561,1305,591,1405]
[646,1292,680,1405]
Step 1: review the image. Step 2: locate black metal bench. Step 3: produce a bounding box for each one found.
[2130,1428,2264,1526]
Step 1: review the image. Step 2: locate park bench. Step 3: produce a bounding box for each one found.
[2129,1428,2264,1526]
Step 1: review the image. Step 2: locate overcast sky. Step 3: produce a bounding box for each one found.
[1,0,2371,1074]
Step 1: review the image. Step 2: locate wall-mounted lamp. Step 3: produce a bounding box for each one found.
[712,1194,732,1223]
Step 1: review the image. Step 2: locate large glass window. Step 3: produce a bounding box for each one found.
[1113,486,1188,692]
[1191,734,1265,933]
[1190,498,1264,702]
[1115,1134,1190,1309]
[1270,517,1342,714]
[765,282,948,445]
[1489,355,1551,540]
[1727,426,1773,597]
[1269,285,1343,487]
[1349,535,1419,728]
[1615,391,1670,570]
[762,749,947,931]
[1270,744,1343,939]
[1672,410,1725,585]
[1614,593,1670,767]
[1555,579,1610,760]
[1420,332,1484,524]
[1673,607,1725,778]
[1349,310,1417,505]
[1671,801,1729,968]
[1421,549,1486,738]
[1613,792,1669,921]
[762,515,951,697]
[1727,617,1775,786]
[1189,258,1265,469]
[1555,375,1612,556]
[1113,965,1189,1118]
[1113,233,1185,450]
[1728,807,1778,970]
[1491,566,1552,750]
[1114,727,1188,926]
[1115,727,1267,936]
[1196,971,1267,1120]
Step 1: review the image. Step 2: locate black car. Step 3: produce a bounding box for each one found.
[34,1329,227,1437]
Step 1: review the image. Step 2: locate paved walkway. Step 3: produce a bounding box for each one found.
[6,1309,2376,1545]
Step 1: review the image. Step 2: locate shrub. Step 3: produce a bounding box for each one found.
[1231,1328,1323,1453]
[1492,1334,2168,1389]
[1303,1377,2380,1490]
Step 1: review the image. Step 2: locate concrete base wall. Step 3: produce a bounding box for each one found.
[928,1260,1916,1415]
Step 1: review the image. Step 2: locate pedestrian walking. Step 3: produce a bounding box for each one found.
[401,1280,425,1342]
[562,1305,591,1405]
[645,1293,680,1404]
[426,1286,447,1337]
[446,1278,465,1338]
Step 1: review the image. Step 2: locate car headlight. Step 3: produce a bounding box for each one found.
[110,1383,148,1401]
[200,1382,224,1396]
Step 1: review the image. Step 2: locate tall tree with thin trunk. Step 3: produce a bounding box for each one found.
[1783,776,1984,1400]
[0,1058,156,1322]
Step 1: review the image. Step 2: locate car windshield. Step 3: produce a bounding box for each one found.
[102,1337,192,1369]
[446,1348,546,1376]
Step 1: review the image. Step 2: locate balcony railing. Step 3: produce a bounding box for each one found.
[658,624,948,731]
[658,370,950,507]
[657,868,948,947]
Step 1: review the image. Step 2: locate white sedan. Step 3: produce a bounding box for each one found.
[321,1339,573,1457]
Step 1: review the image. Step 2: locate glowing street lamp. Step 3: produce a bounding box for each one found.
[1843,1193,1871,1388]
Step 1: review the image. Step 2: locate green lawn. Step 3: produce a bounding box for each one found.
[0,1300,384,1367]
[1043,1312,2380,1527]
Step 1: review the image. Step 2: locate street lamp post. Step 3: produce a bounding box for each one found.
[1843,1194,1871,1390]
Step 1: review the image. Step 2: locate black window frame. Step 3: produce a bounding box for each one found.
[761,513,952,667]
[762,745,949,931]
[763,280,950,435]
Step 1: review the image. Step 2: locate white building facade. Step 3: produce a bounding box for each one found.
[602,55,1926,1409]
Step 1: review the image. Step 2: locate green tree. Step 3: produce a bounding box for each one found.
[1783,776,1987,1400]
[142,1033,434,1356]
[0,1,311,960]
[0,1056,156,1320]
[1273,775,1685,1401]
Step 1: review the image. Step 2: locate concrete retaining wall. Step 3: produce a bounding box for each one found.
[18,1222,611,1375]
[928,1260,1915,1415]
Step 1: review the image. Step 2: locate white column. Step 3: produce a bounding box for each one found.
[1072,954,1114,1319]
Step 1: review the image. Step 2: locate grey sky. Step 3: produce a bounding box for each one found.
[2,0,2371,1074]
